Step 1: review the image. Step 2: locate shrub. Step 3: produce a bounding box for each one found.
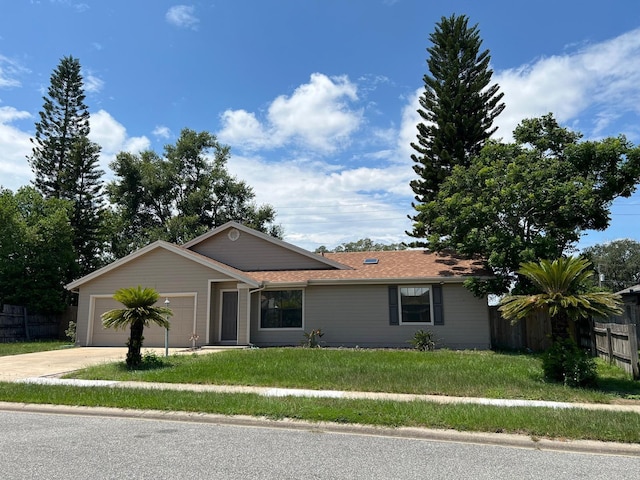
[409,329,436,351]
[65,321,76,344]
[302,329,324,348]
[138,350,167,370]
[542,338,597,388]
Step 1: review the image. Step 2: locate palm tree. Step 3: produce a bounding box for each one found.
[499,257,622,341]
[101,286,172,367]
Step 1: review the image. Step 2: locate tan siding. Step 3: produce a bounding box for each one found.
[250,284,490,349]
[237,288,249,344]
[189,230,331,270]
[91,295,194,347]
[76,248,233,347]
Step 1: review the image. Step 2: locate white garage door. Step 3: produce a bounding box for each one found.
[91,295,196,347]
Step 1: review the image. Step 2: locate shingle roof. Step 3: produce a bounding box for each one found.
[243,250,490,285]
[617,284,640,295]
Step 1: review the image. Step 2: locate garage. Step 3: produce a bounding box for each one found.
[90,295,196,348]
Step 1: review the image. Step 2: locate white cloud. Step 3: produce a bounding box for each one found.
[226,153,414,250]
[166,5,199,30]
[397,88,422,164]
[0,107,151,191]
[89,109,150,173]
[152,125,172,139]
[0,106,30,123]
[218,73,362,154]
[0,55,27,88]
[218,110,268,148]
[49,0,89,12]
[493,27,640,141]
[0,107,33,190]
[84,73,104,93]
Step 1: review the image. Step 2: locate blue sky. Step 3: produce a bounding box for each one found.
[1,0,639,251]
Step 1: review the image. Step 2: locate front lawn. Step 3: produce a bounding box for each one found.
[67,348,640,404]
[2,348,639,443]
[0,340,72,357]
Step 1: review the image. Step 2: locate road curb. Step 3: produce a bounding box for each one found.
[1,401,638,457]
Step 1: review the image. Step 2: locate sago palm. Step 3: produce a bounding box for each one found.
[499,257,622,340]
[101,286,172,367]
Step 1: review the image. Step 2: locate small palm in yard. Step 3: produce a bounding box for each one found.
[499,257,622,340]
[101,286,172,368]
[499,257,623,386]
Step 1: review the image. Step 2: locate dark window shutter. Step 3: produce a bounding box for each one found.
[388,286,399,325]
[433,284,444,325]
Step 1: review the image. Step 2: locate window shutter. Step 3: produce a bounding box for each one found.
[388,286,399,325]
[433,284,444,325]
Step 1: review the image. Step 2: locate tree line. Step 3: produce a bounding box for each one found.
[0,56,280,313]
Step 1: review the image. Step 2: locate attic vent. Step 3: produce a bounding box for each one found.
[363,258,379,265]
[228,228,240,241]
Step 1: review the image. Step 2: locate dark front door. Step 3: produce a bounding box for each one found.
[221,291,238,342]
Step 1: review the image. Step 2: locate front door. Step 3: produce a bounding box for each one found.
[220,291,238,342]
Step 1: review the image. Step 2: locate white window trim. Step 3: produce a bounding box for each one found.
[258,289,305,331]
[398,285,434,326]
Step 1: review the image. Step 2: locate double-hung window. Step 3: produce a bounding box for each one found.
[260,290,303,329]
[399,286,432,324]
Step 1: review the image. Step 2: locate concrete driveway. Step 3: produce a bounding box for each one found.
[0,347,219,382]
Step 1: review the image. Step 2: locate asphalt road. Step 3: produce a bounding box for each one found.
[0,410,637,479]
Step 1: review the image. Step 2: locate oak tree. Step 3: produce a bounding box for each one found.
[418,114,640,295]
[106,128,280,258]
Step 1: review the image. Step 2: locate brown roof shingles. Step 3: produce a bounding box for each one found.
[243,250,490,285]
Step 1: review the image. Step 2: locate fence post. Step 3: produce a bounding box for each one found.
[606,327,613,364]
[23,306,30,341]
[589,319,597,356]
[627,324,639,379]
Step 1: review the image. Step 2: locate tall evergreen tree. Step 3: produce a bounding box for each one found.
[29,56,90,198]
[410,14,504,239]
[67,136,105,274]
[28,56,105,276]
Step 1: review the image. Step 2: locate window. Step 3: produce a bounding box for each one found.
[260,290,303,329]
[400,286,432,324]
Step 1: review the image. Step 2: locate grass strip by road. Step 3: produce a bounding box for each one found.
[0,382,639,443]
[0,340,72,357]
[67,348,640,403]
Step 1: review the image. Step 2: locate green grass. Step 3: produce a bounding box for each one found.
[1,381,639,443]
[67,348,640,403]
[0,340,72,357]
[0,347,637,443]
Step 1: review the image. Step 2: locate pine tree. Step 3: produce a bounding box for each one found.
[67,136,105,274]
[28,56,105,276]
[410,14,505,238]
[29,56,91,198]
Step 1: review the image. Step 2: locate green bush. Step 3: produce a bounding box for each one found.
[65,321,76,344]
[302,329,324,348]
[542,338,597,387]
[409,329,436,351]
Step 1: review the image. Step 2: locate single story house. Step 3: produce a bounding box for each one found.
[66,222,492,349]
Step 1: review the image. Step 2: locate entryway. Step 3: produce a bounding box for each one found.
[220,291,238,343]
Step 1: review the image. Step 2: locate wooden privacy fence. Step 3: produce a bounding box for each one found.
[591,322,639,379]
[489,306,552,351]
[0,304,76,342]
